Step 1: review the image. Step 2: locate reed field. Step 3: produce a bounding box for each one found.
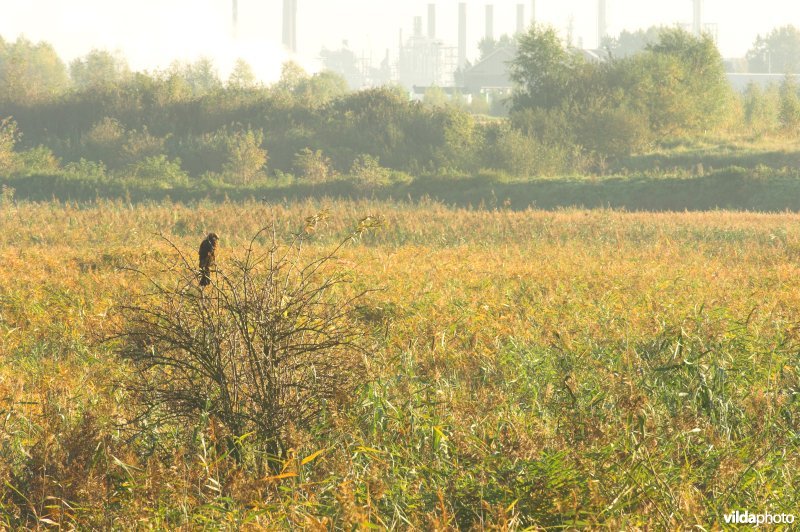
[0,198,798,529]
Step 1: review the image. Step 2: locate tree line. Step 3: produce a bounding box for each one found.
[2,26,800,187]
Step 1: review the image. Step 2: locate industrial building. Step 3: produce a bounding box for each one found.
[397,5,457,89]
[229,0,719,95]
[282,0,298,53]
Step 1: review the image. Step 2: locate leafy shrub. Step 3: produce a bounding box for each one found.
[779,76,800,134]
[124,155,187,185]
[294,147,336,183]
[510,107,577,148]
[176,130,229,176]
[16,145,60,174]
[0,117,20,175]
[350,154,391,186]
[489,126,571,177]
[63,158,108,181]
[388,169,414,186]
[579,106,652,160]
[742,83,780,133]
[178,127,268,184]
[221,128,268,184]
[120,127,167,166]
[81,117,127,168]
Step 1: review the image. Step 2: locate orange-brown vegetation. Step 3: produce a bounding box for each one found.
[0,199,798,528]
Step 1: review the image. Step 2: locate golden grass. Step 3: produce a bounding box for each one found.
[0,199,798,528]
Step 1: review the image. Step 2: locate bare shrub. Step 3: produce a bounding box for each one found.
[111,216,380,465]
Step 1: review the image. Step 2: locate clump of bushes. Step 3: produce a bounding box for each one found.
[294,148,336,183]
[350,154,391,186]
[63,158,107,181]
[124,154,187,185]
[0,117,20,175]
[178,126,268,184]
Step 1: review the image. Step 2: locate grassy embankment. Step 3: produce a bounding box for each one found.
[0,198,798,528]
[4,136,800,211]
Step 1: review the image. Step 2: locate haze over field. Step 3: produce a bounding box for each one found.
[3,0,800,81]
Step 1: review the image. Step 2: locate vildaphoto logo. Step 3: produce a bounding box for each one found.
[723,510,795,525]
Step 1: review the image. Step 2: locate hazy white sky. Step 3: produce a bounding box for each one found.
[2,0,800,82]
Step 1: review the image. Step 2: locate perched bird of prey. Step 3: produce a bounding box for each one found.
[198,233,218,287]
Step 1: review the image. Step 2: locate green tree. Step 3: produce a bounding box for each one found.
[423,86,449,107]
[70,49,130,91]
[275,61,308,94]
[746,25,800,74]
[510,25,585,111]
[431,106,479,170]
[779,76,800,133]
[0,37,69,103]
[227,58,257,90]
[602,27,664,58]
[742,82,780,133]
[222,129,268,183]
[168,58,221,97]
[324,88,411,169]
[642,28,733,132]
[294,71,349,106]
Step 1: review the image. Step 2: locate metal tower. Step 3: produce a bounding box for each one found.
[283,0,297,52]
[693,0,702,35]
[598,0,607,46]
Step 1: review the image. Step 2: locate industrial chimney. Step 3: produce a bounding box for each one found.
[598,0,607,46]
[458,3,467,68]
[485,4,494,41]
[693,0,703,35]
[282,0,297,52]
[414,16,423,38]
[531,0,536,25]
[428,4,436,39]
[232,0,238,31]
[516,4,525,34]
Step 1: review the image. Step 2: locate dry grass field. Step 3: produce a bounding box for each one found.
[0,198,798,528]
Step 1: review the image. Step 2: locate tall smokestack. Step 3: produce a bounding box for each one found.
[598,0,607,46]
[516,4,525,34]
[458,3,467,68]
[693,0,702,35]
[428,4,436,39]
[485,4,494,41]
[458,2,467,68]
[413,16,423,38]
[282,0,297,52]
[232,0,238,31]
[531,0,536,25]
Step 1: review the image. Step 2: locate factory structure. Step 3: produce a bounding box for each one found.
[282,0,298,53]
[231,1,718,97]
